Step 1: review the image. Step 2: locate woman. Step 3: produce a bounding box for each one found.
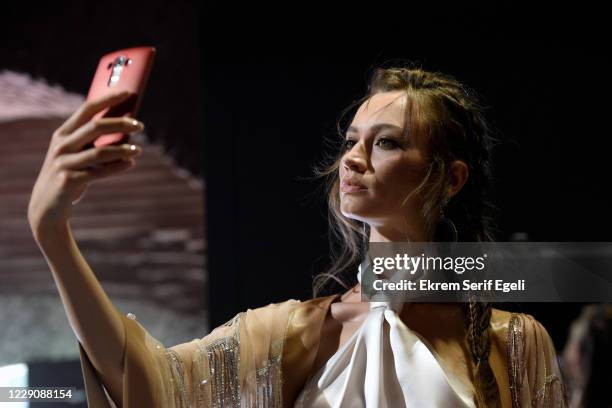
[27,65,566,407]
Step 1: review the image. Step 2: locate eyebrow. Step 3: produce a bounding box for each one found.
[346,123,403,135]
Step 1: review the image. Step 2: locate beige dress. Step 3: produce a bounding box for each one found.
[78,294,567,407]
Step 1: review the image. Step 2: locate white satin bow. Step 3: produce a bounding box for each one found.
[294,264,475,408]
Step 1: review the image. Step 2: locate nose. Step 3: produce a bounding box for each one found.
[342,145,367,173]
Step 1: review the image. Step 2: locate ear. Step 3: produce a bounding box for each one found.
[448,160,469,197]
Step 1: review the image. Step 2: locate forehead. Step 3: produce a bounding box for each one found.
[352,91,407,127]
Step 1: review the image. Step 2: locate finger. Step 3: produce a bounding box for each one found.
[60,143,142,170]
[70,157,135,184]
[57,91,133,136]
[62,117,144,153]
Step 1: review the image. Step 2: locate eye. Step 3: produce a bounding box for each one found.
[343,139,357,151]
[375,137,401,150]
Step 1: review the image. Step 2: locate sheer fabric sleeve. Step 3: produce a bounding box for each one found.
[507,313,568,407]
[78,300,301,408]
[78,311,193,407]
[178,298,301,407]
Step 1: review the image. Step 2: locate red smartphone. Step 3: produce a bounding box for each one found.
[85,46,156,148]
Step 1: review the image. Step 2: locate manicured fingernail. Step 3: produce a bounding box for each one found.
[127,144,141,152]
[130,119,144,129]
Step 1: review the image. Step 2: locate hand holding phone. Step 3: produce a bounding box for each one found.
[85,46,155,148]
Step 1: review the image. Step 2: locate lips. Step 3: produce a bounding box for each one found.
[341,178,367,193]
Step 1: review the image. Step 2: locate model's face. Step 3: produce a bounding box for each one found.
[339,91,430,227]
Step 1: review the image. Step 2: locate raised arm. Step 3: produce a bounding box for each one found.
[27,91,144,405]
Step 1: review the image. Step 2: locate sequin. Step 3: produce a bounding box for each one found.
[172,310,287,407]
[507,313,524,408]
[166,348,190,407]
[506,313,567,407]
[126,312,136,320]
[204,328,241,407]
[253,354,282,407]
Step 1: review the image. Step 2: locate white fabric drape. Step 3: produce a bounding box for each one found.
[294,265,475,408]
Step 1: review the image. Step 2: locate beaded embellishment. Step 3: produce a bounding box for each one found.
[189,313,243,408]
[507,313,565,407]
[166,348,191,407]
[507,313,524,408]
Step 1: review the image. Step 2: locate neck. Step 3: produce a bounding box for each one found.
[368,221,429,242]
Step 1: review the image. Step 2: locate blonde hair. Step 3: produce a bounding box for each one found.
[312,63,502,407]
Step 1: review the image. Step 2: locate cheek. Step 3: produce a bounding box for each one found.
[373,155,421,188]
[372,153,428,202]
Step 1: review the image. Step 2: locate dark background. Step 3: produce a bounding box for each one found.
[1,1,609,351]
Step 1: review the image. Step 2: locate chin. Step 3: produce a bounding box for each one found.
[340,203,377,223]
